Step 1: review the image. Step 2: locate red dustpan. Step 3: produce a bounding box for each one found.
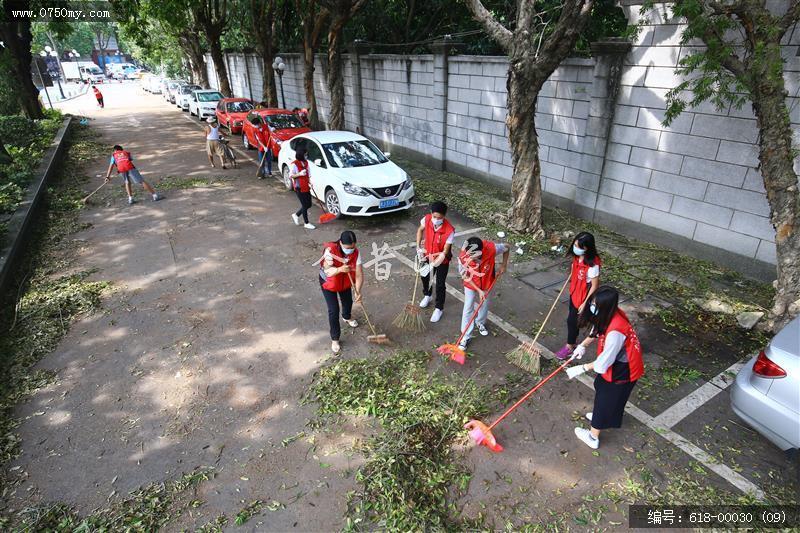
[465,351,581,452]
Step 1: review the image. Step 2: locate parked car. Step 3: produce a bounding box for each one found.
[175,84,203,110]
[188,89,224,120]
[215,98,255,134]
[165,80,186,103]
[277,131,415,217]
[147,76,164,94]
[731,315,799,456]
[241,108,311,155]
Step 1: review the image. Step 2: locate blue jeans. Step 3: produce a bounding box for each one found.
[259,149,273,175]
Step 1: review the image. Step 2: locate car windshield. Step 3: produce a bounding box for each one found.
[322,140,388,168]
[181,86,201,94]
[197,92,223,102]
[264,114,304,130]
[227,101,254,113]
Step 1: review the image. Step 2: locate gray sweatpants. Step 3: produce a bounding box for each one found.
[461,287,490,342]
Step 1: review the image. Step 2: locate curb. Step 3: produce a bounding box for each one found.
[0,116,72,297]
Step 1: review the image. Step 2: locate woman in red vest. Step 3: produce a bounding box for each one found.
[289,145,315,230]
[456,236,509,350]
[565,286,644,449]
[92,85,104,108]
[415,201,455,323]
[319,231,363,354]
[555,232,602,360]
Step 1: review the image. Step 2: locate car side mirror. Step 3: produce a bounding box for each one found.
[314,159,323,167]
[383,151,391,158]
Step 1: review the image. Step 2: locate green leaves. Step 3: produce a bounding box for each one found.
[307,350,491,530]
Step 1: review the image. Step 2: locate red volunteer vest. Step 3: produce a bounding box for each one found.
[293,159,310,193]
[112,150,134,173]
[459,241,497,292]
[321,242,359,292]
[423,214,455,265]
[570,255,602,307]
[597,309,644,384]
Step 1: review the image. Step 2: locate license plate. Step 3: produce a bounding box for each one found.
[379,198,399,209]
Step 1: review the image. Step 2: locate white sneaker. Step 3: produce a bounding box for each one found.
[291,213,300,226]
[345,318,359,328]
[477,323,489,336]
[331,341,341,354]
[419,295,431,308]
[430,308,443,322]
[586,412,593,422]
[304,223,316,230]
[458,338,468,350]
[574,427,599,449]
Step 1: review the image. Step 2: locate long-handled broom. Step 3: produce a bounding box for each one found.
[82,181,107,204]
[347,272,390,344]
[505,273,572,376]
[465,350,583,452]
[437,274,502,365]
[392,256,426,332]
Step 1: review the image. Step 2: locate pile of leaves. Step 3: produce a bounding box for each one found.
[0,110,64,221]
[1,468,213,531]
[305,350,491,531]
[0,123,109,469]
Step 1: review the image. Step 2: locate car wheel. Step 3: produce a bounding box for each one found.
[282,166,293,190]
[242,133,251,150]
[325,188,341,217]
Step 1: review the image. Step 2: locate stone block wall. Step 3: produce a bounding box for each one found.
[202,5,799,279]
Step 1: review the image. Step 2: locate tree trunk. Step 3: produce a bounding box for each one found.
[207,35,232,96]
[261,54,278,106]
[506,60,545,237]
[750,44,800,330]
[0,14,43,119]
[303,43,321,128]
[179,31,209,87]
[326,18,346,130]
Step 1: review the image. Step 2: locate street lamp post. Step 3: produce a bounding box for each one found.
[43,46,65,99]
[69,50,84,83]
[272,56,286,109]
[32,54,53,109]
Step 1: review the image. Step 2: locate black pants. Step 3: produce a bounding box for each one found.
[591,374,637,429]
[320,277,352,341]
[567,300,580,344]
[96,97,104,108]
[295,191,312,223]
[421,262,449,310]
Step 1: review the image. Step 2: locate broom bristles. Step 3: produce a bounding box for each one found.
[437,344,465,365]
[392,303,426,332]
[319,212,337,224]
[505,342,541,375]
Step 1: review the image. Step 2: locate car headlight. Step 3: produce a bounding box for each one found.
[401,175,413,191]
[343,182,370,196]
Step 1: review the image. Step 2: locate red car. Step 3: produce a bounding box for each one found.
[241,108,312,156]
[215,98,255,134]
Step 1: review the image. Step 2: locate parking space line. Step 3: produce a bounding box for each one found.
[387,247,765,499]
[653,360,746,429]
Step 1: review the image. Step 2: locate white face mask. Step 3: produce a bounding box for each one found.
[341,246,355,255]
[432,218,444,228]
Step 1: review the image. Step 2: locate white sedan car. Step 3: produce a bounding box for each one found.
[175,84,202,111]
[188,89,224,120]
[277,131,415,217]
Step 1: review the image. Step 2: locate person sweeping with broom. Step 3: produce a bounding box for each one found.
[455,236,509,351]
[319,231,363,354]
[555,232,602,360]
[564,285,644,449]
[289,145,316,230]
[415,201,455,323]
